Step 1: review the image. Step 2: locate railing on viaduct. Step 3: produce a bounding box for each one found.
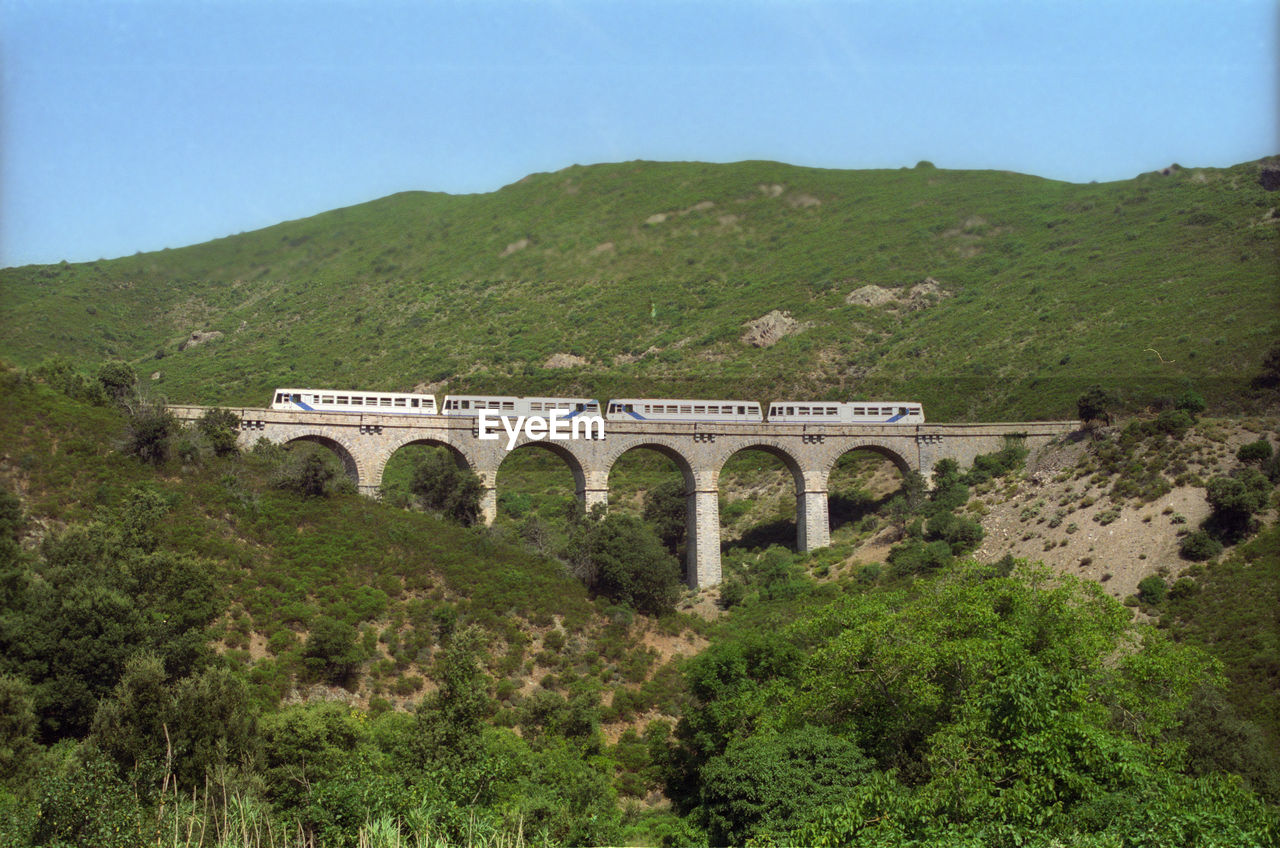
[168,405,1079,588]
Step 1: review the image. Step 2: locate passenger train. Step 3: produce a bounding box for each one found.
[272,389,925,424]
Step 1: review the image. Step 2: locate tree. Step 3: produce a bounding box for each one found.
[643,478,687,554]
[124,399,178,464]
[302,616,363,686]
[1204,468,1272,542]
[96,361,137,406]
[409,449,483,525]
[699,727,871,846]
[276,445,348,498]
[197,407,241,456]
[1077,385,1112,425]
[570,512,682,615]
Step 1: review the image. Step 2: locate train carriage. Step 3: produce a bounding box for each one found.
[271,389,438,415]
[606,398,763,422]
[767,401,925,424]
[441,395,602,418]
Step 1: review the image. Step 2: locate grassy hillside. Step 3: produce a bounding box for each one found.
[2,158,1277,420]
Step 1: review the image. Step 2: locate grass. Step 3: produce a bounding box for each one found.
[2,158,1276,420]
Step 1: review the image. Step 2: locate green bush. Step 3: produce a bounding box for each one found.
[1137,575,1168,605]
[302,617,364,685]
[197,407,241,456]
[1180,530,1223,561]
[1237,438,1274,465]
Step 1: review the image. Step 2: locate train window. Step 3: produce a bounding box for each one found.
[625,404,634,413]
[741,406,748,415]
[899,407,908,415]
[394,398,405,407]
[461,400,469,409]
[352,397,364,406]
[411,399,419,408]
[576,403,585,411]
[694,405,706,414]
[679,405,691,414]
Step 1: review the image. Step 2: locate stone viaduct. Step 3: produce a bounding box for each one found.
[168,405,1078,588]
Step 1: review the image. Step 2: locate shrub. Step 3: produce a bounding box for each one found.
[1204,468,1271,542]
[1237,439,1273,465]
[1077,385,1112,424]
[302,617,364,686]
[124,399,178,465]
[198,407,241,456]
[1137,575,1168,605]
[1175,390,1206,415]
[409,449,483,525]
[569,512,682,615]
[1180,530,1222,562]
[96,361,138,406]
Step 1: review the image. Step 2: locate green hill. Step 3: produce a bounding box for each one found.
[2,158,1277,419]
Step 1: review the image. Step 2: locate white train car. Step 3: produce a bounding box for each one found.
[441,396,602,419]
[271,388,438,415]
[606,398,763,422]
[767,401,925,424]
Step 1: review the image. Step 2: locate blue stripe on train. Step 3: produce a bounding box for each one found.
[887,412,905,422]
[294,399,315,411]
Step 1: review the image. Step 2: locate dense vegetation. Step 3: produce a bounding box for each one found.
[0,360,1276,846]
[1,159,1277,420]
[1,155,1277,845]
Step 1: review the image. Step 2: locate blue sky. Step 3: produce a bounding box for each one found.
[2,0,1275,268]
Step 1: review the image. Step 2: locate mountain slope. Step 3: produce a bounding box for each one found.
[2,158,1276,419]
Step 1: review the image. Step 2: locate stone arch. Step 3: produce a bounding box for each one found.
[498,439,588,496]
[711,440,811,555]
[383,436,475,473]
[823,441,915,537]
[820,440,914,481]
[283,432,364,488]
[712,440,806,494]
[601,441,697,492]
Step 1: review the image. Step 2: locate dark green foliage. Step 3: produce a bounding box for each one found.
[123,399,178,464]
[0,676,38,783]
[302,616,364,685]
[924,510,984,555]
[1137,574,1168,604]
[1180,529,1223,561]
[887,537,954,576]
[1165,526,1280,798]
[1176,687,1280,803]
[30,356,108,405]
[0,487,219,741]
[1204,467,1273,542]
[31,746,149,848]
[1176,389,1207,415]
[569,509,683,615]
[1253,341,1280,390]
[699,727,871,846]
[275,443,352,497]
[197,406,241,456]
[962,437,1028,485]
[408,448,484,525]
[1077,384,1112,423]
[643,477,688,554]
[96,360,137,405]
[1238,438,1274,465]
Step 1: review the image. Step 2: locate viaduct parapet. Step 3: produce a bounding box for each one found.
[168,405,1079,589]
